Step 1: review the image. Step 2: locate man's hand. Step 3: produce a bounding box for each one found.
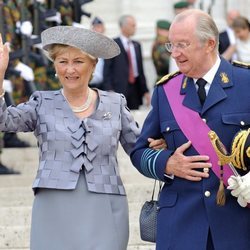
[165,141,211,181]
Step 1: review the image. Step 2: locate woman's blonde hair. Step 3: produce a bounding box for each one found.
[47,44,97,62]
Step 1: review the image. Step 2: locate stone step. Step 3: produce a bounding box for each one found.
[0,207,32,227]
[0,226,30,249]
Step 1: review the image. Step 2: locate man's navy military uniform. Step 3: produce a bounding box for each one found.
[131,57,250,250]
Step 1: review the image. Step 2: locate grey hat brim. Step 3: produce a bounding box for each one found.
[41,26,120,59]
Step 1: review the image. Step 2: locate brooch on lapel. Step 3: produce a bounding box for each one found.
[220,72,229,84]
[103,112,112,120]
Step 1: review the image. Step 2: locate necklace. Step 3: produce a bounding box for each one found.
[62,88,93,113]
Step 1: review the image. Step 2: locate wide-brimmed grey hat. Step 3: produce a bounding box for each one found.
[41,25,120,59]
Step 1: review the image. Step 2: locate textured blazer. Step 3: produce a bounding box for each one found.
[0,89,140,195]
[103,37,148,102]
[131,58,250,250]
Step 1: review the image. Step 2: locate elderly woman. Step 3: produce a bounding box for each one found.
[0,26,165,249]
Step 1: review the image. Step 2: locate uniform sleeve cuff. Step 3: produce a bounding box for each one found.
[155,149,174,181]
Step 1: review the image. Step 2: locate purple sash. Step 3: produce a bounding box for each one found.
[163,73,234,185]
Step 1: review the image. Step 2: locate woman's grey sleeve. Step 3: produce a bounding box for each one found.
[0,91,41,133]
[119,94,141,155]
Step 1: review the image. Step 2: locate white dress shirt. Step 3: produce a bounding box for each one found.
[193,56,221,95]
[120,35,139,77]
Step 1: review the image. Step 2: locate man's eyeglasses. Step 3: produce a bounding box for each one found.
[165,42,191,53]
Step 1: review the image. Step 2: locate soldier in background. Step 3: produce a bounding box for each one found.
[55,0,74,25]
[0,0,22,174]
[89,17,105,90]
[173,1,190,15]
[30,0,62,90]
[45,0,74,89]
[169,1,191,73]
[152,20,171,82]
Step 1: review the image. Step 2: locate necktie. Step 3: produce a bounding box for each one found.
[196,78,207,105]
[127,41,135,84]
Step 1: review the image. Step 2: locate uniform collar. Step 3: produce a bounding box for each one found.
[180,56,233,94]
[193,56,221,87]
[180,57,234,114]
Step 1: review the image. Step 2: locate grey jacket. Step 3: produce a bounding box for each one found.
[0,90,140,195]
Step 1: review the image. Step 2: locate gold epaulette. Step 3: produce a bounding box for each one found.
[232,60,250,69]
[156,71,181,85]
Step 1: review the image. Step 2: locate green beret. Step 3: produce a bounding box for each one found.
[156,20,171,30]
[174,1,190,9]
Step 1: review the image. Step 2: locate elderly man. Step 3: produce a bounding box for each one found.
[131,9,250,250]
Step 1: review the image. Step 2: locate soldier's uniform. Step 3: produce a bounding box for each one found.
[152,20,171,82]
[56,0,73,25]
[45,0,75,90]
[4,0,32,104]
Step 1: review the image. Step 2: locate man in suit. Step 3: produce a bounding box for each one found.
[131,9,250,250]
[152,20,171,82]
[103,15,150,110]
[219,9,240,61]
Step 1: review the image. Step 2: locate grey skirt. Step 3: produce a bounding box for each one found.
[30,172,129,250]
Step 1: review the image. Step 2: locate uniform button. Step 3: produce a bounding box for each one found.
[166,127,170,132]
[240,121,245,126]
[202,118,206,123]
[204,191,211,197]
